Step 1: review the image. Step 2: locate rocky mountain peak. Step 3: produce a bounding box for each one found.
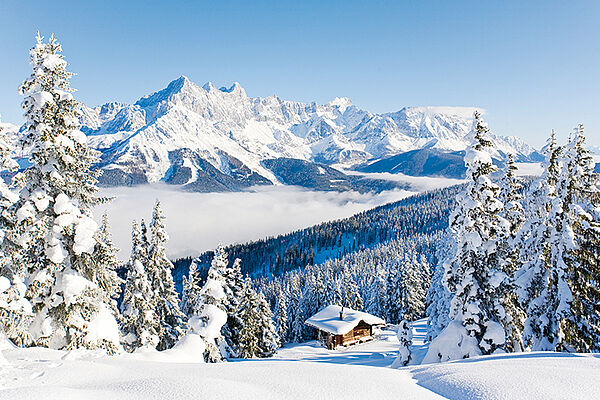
[75,76,537,192]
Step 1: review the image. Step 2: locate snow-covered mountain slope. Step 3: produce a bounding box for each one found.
[78,76,536,191]
[356,149,468,179]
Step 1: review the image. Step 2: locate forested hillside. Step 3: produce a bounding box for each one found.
[172,185,461,288]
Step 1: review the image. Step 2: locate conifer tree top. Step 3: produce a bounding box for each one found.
[17,33,102,209]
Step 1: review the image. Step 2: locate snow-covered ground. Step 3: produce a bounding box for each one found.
[0,340,438,400]
[412,352,600,400]
[2,319,599,399]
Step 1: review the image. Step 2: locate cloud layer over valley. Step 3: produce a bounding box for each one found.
[96,185,418,260]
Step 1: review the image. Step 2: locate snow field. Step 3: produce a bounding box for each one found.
[1,320,600,400]
[411,352,600,400]
[0,346,440,400]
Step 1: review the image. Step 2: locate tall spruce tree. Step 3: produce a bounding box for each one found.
[425,235,453,342]
[397,256,427,322]
[256,291,280,357]
[519,126,600,351]
[427,112,511,361]
[515,133,565,350]
[288,275,306,343]
[386,263,403,325]
[365,271,387,319]
[237,279,280,358]
[91,213,122,306]
[340,266,363,310]
[191,247,229,362]
[237,280,260,358]
[9,33,120,351]
[221,257,245,357]
[560,126,600,352]
[273,286,289,342]
[120,220,159,351]
[180,258,203,317]
[497,155,526,352]
[147,200,185,350]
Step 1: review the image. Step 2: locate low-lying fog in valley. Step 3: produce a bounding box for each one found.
[96,163,543,260]
[96,184,416,260]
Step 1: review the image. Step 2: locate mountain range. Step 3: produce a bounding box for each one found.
[6,76,541,192]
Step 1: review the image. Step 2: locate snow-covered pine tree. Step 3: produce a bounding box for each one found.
[190,248,228,362]
[499,154,526,240]
[10,33,120,352]
[339,266,363,310]
[221,257,245,357]
[147,200,185,350]
[497,154,526,352]
[419,254,432,287]
[236,279,279,358]
[237,280,260,358]
[560,126,600,352]
[517,132,561,251]
[365,270,387,320]
[181,275,189,312]
[256,291,280,357]
[180,258,203,317]
[120,220,159,351]
[522,126,600,352]
[89,213,122,307]
[288,275,306,343]
[515,133,565,351]
[425,235,453,342]
[426,112,510,362]
[296,273,323,335]
[273,286,289,342]
[515,135,559,278]
[397,256,427,322]
[393,320,412,367]
[308,270,326,314]
[324,269,338,308]
[386,263,403,324]
[0,123,31,346]
[0,275,32,347]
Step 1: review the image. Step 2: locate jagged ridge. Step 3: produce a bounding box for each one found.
[78,76,537,191]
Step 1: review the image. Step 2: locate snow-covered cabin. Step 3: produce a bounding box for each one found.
[305,305,385,349]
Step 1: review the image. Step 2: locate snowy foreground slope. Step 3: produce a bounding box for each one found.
[412,352,600,400]
[2,320,599,400]
[0,346,437,400]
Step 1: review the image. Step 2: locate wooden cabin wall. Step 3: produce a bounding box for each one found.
[353,321,371,339]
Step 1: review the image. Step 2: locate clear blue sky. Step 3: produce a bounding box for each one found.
[1,0,598,148]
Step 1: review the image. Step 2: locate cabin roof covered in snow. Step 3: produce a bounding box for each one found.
[305,305,385,335]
